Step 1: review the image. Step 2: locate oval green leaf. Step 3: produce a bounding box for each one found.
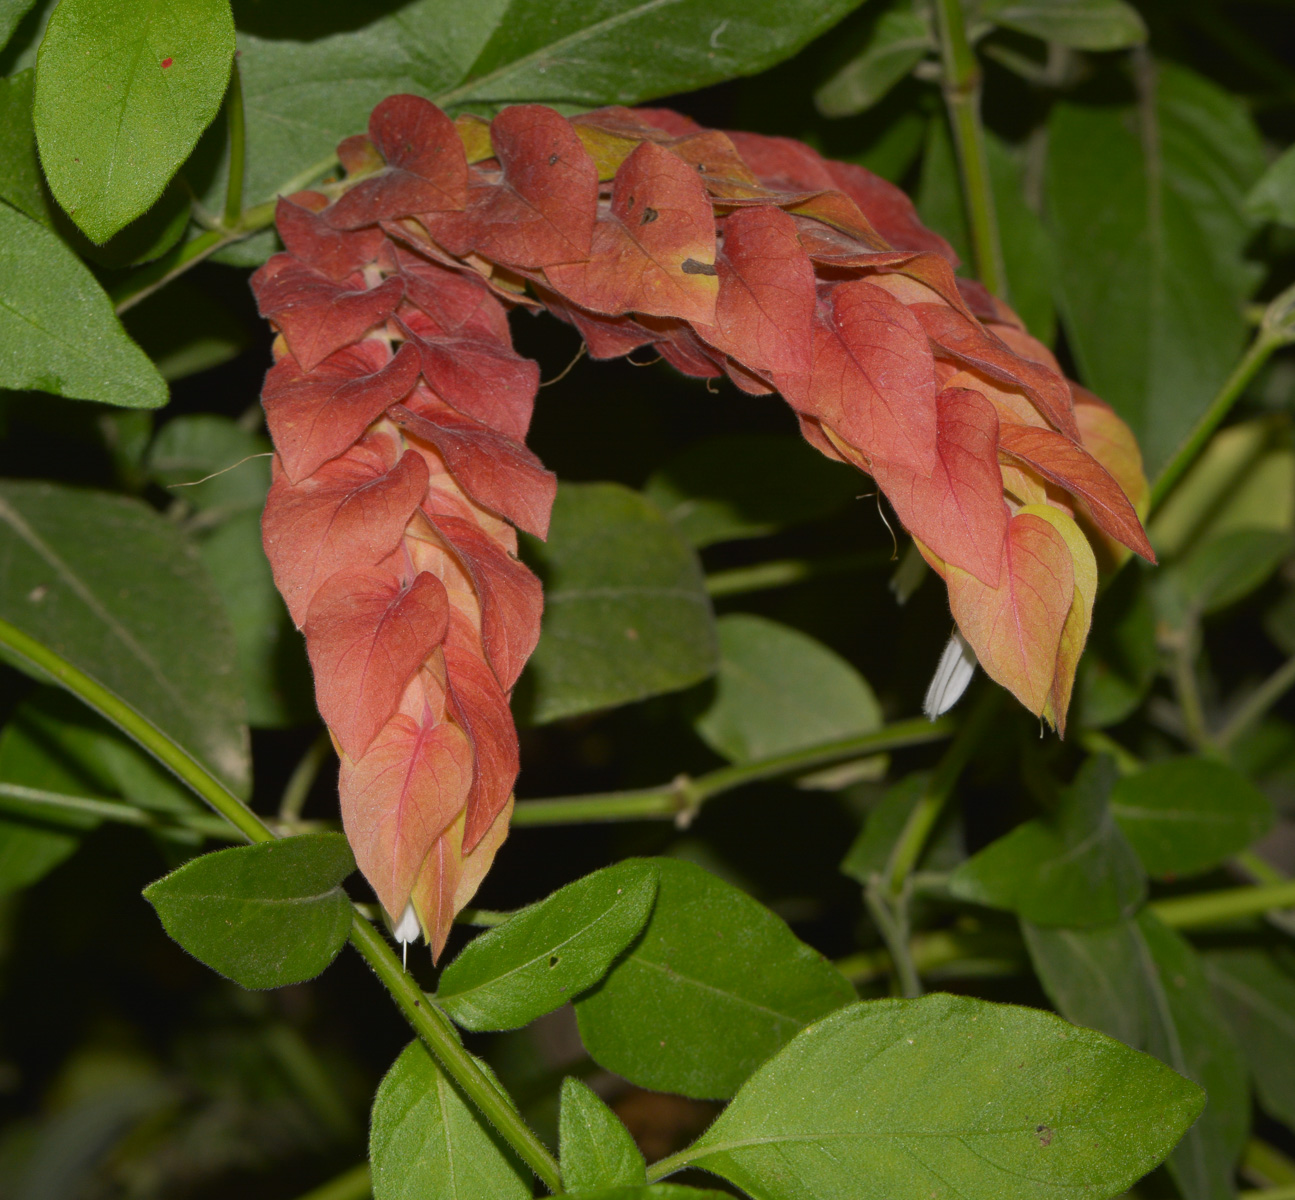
[0,480,250,797]
[437,860,659,1032]
[683,993,1204,1200]
[519,484,716,724]
[0,205,166,408]
[33,0,233,242]
[980,0,1146,50]
[143,833,355,989]
[370,1039,530,1200]
[1110,758,1273,878]
[574,858,856,1100]
[559,1077,646,1194]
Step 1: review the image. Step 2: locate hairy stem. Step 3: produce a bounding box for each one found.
[511,716,954,827]
[933,0,1007,297]
[223,56,247,229]
[1151,880,1295,929]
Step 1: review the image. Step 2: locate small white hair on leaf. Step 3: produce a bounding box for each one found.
[924,629,977,720]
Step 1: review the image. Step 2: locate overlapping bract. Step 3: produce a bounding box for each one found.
[253,95,1153,952]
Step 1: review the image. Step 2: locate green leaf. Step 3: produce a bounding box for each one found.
[121,279,248,382]
[370,1039,530,1200]
[0,205,167,408]
[1205,948,1295,1129]
[146,415,270,519]
[1046,63,1266,478]
[1248,143,1295,227]
[643,434,858,549]
[199,510,314,729]
[683,992,1203,1200]
[814,8,931,117]
[0,480,251,797]
[840,771,964,885]
[519,484,716,724]
[1075,565,1157,728]
[205,1,865,260]
[556,1190,728,1200]
[1160,528,1291,620]
[980,0,1146,50]
[1109,757,1273,878]
[948,756,1146,926]
[0,0,39,50]
[574,858,855,1100]
[33,0,234,242]
[696,615,882,773]
[918,117,1055,343]
[143,833,354,989]
[436,860,659,1032]
[0,69,52,224]
[558,1077,645,1194]
[1024,911,1249,1200]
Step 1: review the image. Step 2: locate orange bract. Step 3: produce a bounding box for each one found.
[253,94,1153,955]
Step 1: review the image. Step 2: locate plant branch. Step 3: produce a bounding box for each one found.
[0,781,242,841]
[1217,653,1295,750]
[865,876,921,997]
[280,728,334,822]
[1168,629,1214,753]
[834,927,1027,986]
[348,913,563,1192]
[511,716,954,827]
[1151,880,1295,929]
[290,1164,371,1200]
[223,56,247,228]
[933,0,1007,297]
[705,552,884,598]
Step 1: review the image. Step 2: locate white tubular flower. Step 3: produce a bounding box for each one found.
[924,629,977,720]
[393,902,421,969]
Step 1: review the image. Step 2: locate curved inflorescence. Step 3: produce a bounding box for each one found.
[252,95,1154,954]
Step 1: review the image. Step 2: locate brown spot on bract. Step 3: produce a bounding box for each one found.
[681,257,716,276]
[641,206,658,225]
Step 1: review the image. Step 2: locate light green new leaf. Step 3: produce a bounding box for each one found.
[814,9,931,117]
[574,858,855,1100]
[143,833,354,989]
[0,205,166,408]
[1248,144,1295,228]
[33,0,233,242]
[437,860,659,1032]
[559,1077,646,1194]
[682,993,1202,1200]
[1206,948,1295,1130]
[948,756,1145,927]
[370,1040,530,1200]
[520,484,716,724]
[1025,911,1249,1200]
[1047,63,1266,478]
[0,480,250,797]
[644,434,858,549]
[1110,758,1273,878]
[696,615,882,772]
[980,0,1145,50]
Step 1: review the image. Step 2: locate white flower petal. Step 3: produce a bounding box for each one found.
[393,902,421,945]
[923,630,977,719]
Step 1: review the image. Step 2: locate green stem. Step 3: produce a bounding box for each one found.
[0,617,272,843]
[1242,1188,1295,1200]
[1151,880,1295,929]
[705,552,883,598]
[884,689,1000,895]
[1150,332,1282,512]
[835,927,1027,986]
[1217,652,1295,750]
[511,716,954,827]
[290,1164,371,1200]
[347,913,563,1192]
[933,0,1007,297]
[0,621,561,1190]
[223,56,246,228]
[280,728,334,822]
[865,877,921,998]
[0,781,241,841]
[1169,631,1214,753]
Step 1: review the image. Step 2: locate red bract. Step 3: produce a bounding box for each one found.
[256,94,1155,955]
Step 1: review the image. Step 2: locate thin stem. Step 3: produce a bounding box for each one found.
[933,0,1007,297]
[705,552,883,598]
[1246,1138,1295,1187]
[1151,880,1295,929]
[884,689,1000,895]
[0,781,241,841]
[280,728,334,822]
[835,927,1027,986]
[290,1164,371,1200]
[0,618,272,844]
[865,877,922,997]
[510,716,954,827]
[1150,332,1281,512]
[223,56,246,228]
[1169,632,1214,753]
[347,913,563,1192]
[1217,652,1295,750]
[646,1149,693,1185]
